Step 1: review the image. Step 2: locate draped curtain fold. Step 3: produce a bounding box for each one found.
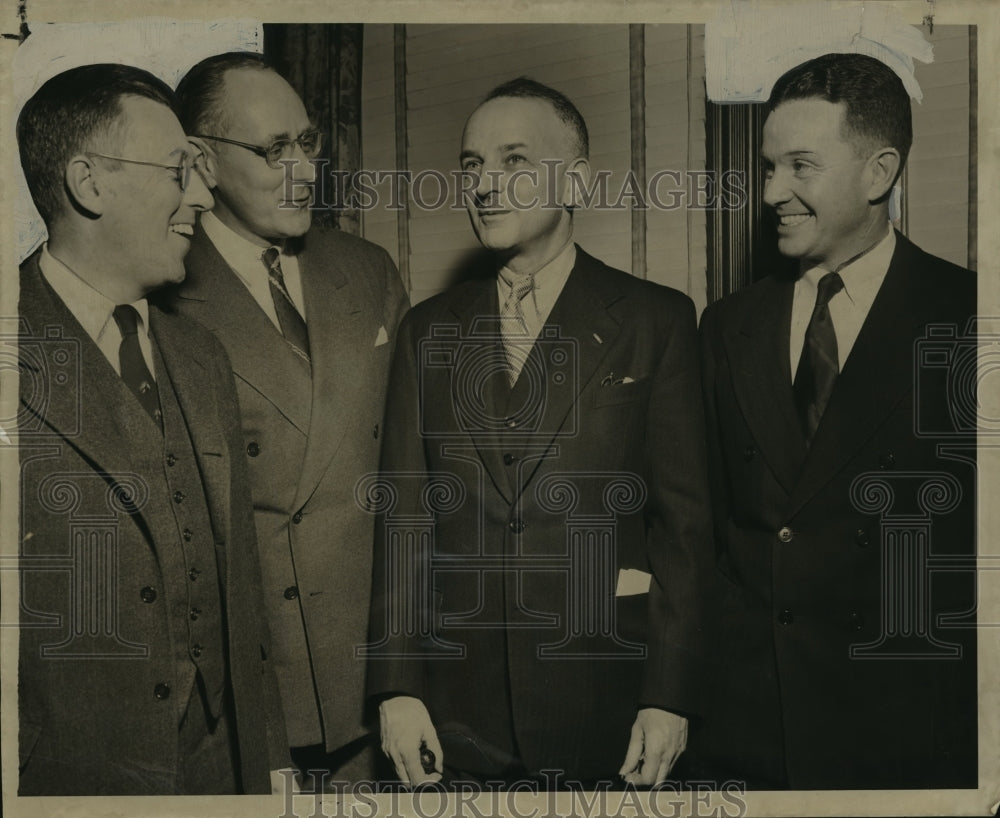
[264,24,363,235]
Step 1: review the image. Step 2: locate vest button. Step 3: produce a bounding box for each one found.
[509,519,525,534]
[189,567,201,581]
[503,453,516,466]
[189,607,201,621]
[778,609,794,625]
[191,644,203,658]
[153,683,171,700]
[292,511,303,524]
[246,442,260,458]
[855,528,870,547]
[778,526,793,543]
[849,612,865,631]
[139,586,157,604]
[173,490,185,504]
[165,453,177,467]
[505,417,517,428]
[373,424,379,439]
[284,586,299,600]
[182,529,193,542]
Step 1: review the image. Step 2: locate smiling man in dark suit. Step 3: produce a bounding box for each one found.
[695,53,977,789]
[16,62,285,795]
[166,52,408,787]
[367,78,712,788]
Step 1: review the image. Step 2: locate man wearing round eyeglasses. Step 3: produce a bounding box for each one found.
[15,62,288,795]
[168,52,408,789]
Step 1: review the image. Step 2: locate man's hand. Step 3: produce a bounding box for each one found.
[619,708,688,786]
[379,695,444,786]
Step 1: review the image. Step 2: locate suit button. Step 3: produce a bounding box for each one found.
[139,586,157,603]
[778,609,794,625]
[189,607,201,621]
[855,528,870,547]
[189,567,201,581]
[743,445,756,462]
[191,644,203,658]
[879,453,896,470]
[777,526,793,543]
[165,453,177,467]
[154,683,171,700]
[292,511,303,524]
[509,519,525,534]
[284,586,299,600]
[173,490,185,504]
[503,453,516,466]
[849,612,865,631]
[505,417,517,429]
[182,528,193,542]
[246,442,260,457]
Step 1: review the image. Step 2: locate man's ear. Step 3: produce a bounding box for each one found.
[188,137,219,189]
[562,157,591,210]
[865,147,901,203]
[64,154,104,216]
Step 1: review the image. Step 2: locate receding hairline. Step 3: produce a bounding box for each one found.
[465,94,584,158]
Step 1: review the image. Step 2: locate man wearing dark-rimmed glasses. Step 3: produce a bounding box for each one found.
[165,52,408,789]
[15,62,287,795]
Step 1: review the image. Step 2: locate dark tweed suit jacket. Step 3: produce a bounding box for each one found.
[694,232,977,789]
[367,247,713,782]
[17,254,286,795]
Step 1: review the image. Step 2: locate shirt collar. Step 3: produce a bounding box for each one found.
[39,244,150,342]
[802,226,895,306]
[499,240,577,291]
[201,210,281,278]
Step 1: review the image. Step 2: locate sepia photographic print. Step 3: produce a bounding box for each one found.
[1,1,997,817]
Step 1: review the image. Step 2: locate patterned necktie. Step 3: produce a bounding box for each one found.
[112,305,162,432]
[262,246,310,363]
[499,274,535,387]
[793,271,845,443]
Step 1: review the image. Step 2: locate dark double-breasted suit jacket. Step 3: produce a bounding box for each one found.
[695,232,977,789]
[167,224,408,761]
[367,247,713,782]
[17,254,286,795]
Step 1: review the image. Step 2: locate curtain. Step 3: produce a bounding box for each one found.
[265,24,363,235]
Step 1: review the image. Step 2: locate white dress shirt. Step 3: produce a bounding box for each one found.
[200,210,307,328]
[497,240,576,343]
[789,226,895,379]
[39,245,155,378]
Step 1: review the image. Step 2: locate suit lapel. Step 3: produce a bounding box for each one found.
[292,237,365,509]
[721,275,806,495]
[174,225,312,434]
[788,235,926,515]
[448,278,513,504]
[506,248,622,497]
[19,257,147,480]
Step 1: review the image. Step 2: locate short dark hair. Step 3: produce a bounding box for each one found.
[483,77,589,159]
[176,51,272,136]
[768,52,912,172]
[17,63,176,224]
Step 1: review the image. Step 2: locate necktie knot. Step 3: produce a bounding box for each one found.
[506,274,534,303]
[113,304,140,337]
[262,246,281,273]
[816,271,844,308]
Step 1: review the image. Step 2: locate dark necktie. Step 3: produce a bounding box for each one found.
[262,246,310,363]
[112,304,162,432]
[793,271,844,443]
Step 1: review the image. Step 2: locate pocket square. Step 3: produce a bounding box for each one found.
[615,568,651,597]
[375,326,389,347]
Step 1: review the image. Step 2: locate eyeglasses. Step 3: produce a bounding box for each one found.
[88,151,206,191]
[193,129,323,169]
